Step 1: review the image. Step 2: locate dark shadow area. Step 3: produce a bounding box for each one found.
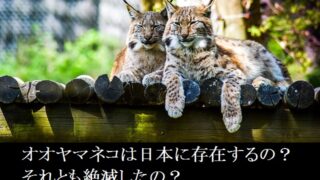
[71,104,103,118]
[0,104,35,136]
[45,104,74,138]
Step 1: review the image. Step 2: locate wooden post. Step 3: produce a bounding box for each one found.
[284,81,314,110]
[35,80,65,104]
[17,81,40,103]
[94,74,124,103]
[315,87,320,104]
[0,76,24,104]
[122,83,146,105]
[241,84,257,107]
[183,80,201,104]
[65,75,95,104]
[257,85,281,108]
[200,78,257,107]
[144,83,166,105]
[200,78,222,107]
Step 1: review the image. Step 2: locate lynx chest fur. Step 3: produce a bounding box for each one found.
[110,1,167,85]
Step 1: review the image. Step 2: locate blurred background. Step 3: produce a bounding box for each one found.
[0,0,319,86]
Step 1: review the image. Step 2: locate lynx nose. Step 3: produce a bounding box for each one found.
[145,35,152,41]
[142,35,153,44]
[181,34,188,41]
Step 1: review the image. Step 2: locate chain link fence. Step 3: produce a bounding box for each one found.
[0,0,100,58]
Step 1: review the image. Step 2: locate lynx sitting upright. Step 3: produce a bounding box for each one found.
[162,0,291,133]
[110,0,167,86]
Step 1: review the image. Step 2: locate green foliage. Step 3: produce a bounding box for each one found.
[0,30,121,83]
[248,0,320,81]
[307,68,320,87]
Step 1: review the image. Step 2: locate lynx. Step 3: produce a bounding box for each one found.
[110,0,168,86]
[162,0,291,133]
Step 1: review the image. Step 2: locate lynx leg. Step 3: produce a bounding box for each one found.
[163,74,185,118]
[221,70,246,133]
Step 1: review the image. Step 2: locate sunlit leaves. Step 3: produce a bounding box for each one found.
[0,30,121,83]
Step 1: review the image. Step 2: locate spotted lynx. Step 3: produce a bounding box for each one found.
[162,0,291,133]
[110,0,168,86]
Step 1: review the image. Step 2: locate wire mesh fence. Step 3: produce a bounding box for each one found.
[0,0,100,58]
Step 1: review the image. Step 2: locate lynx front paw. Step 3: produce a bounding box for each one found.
[142,74,162,86]
[165,97,185,118]
[166,105,183,118]
[222,106,242,133]
[117,72,139,83]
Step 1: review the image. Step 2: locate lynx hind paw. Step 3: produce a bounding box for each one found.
[276,80,290,93]
[252,77,273,90]
[222,108,242,133]
[117,72,139,83]
[142,74,162,86]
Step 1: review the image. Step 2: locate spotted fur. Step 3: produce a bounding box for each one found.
[110,0,167,86]
[162,0,291,133]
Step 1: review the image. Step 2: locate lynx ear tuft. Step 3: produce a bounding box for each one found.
[203,0,215,18]
[165,0,177,19]
[123,0,141,20]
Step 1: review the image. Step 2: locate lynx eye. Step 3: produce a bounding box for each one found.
[172,22,180,26]
[190,21,200,25]
[154,24,164,30]
[136,24,143,28]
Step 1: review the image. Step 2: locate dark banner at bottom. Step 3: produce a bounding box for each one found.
[1,143,319,179]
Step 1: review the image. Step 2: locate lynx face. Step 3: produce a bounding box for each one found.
[163,3,213,50]
[126,2,167,51]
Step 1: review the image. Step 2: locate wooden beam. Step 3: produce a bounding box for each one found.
[1,104,319,142]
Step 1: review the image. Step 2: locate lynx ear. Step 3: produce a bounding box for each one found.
[123,0,141,20]
[160,7,168,20]
[165,0,177,19]
[203,0,215,18]
[160,0,174,20]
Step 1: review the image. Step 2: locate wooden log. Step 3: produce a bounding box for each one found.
[94,74,124,103]
[200,78,222,107]
[200,79,257,107]
[35,80,65,104]
[0,76,24,104]
[315,87,320,104]
[144,83,166,105]
[257,85,281,108]
[122,82,146,105]
[240,84,257,107]
[284,81,314,110]
[65,75,95,104]
[17,81,40,103]
[183,79,201,104]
